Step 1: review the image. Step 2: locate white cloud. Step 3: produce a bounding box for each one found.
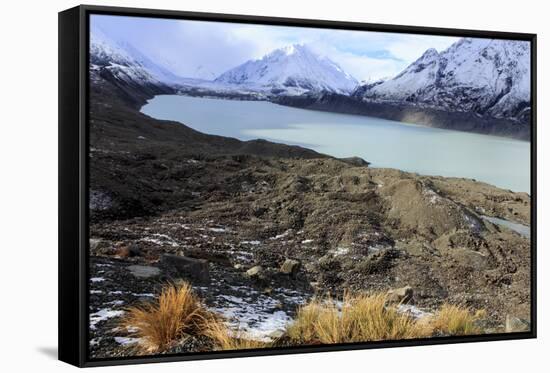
[92,15,460,81]
[385,34,460,61]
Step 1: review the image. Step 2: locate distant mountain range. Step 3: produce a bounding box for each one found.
[89,28,531,139]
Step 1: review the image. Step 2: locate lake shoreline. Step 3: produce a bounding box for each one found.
[169,86,530,141]
[141,94,531,193]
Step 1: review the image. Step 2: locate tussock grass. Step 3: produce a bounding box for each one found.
[121,283,486,353]
[122,283,212,353]
[286,293,431,345]
[204,319,270,350]
[428,304,485,336]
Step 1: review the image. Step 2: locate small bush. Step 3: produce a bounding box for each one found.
[428,304,485,336]
[122,283,211,353]
[286,293,431,345]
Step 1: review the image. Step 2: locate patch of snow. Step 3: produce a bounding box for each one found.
[397,304,433,319]
[423,188,441,204]
[231,250,254,263]
[90,308,124,330]
[368,245,386,254]
[131,293,155,298]
[141,233,179,247]
[331,246,349,256]
[114,336,141,345]
[270,230,291,240]
[301,239,313,244]
[241,240,261,245]
[90,277,105,283]
[209,227,230,233]
[107,300,125,306]
[210,287,307,342]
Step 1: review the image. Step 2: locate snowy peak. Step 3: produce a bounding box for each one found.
[215,44,358,94]
[355,37,531,122]
[90,26,177,86]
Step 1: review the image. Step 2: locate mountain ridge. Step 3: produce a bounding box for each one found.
[214,44,358,94]
[353,38,531,124]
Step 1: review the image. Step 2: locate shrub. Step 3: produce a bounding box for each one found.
[286,293,431,345]
[428,304,486,336]
[121,282,211,353]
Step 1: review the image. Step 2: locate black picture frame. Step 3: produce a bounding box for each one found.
[58,4,537,367]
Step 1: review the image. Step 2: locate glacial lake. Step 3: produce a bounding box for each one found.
[141,95,531,193]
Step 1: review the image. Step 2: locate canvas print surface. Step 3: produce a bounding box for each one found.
[88,14,532,359]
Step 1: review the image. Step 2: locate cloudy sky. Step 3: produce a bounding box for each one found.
[91,15,460,81]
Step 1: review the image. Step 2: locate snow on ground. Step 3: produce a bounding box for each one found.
[114,336,141,346]
[240,240,261,245]
[210,287,307,342]
[209,226,230,233]
[397,304,433,319]
[331,246,350,256]
[90,308,125,330]
[270,230,291,240]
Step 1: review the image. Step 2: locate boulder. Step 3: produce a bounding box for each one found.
[280,259,301,276]
[117,244,141,258]
[505,315,530,333]
[127,265,161,279]
[160,254,209,282]
[386,286,413,304]
[246,265,264,278]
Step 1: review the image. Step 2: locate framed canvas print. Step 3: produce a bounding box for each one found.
[58,5,536,367]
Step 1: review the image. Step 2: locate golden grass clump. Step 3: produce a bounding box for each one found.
[122,282,211,353]
[121,283,487,353]
[286,293,431,345]
[428,304,486,336]
[204,319,270,350]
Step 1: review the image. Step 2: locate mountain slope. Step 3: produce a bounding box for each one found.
[90,26,175,105]
[215,44,358,94]
[90,27,163,85]
[353,38,531,123]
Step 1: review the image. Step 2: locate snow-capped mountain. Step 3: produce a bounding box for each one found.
[90,26,164,86]
[215,44,358,94]
[353,38,531,122]
[90,26,193,89]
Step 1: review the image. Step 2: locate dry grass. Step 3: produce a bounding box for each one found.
[428,304,485,336]
[121,283,212,353]
[286,293,431,345]
[121,283,486,353]
[204,319,270,350]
